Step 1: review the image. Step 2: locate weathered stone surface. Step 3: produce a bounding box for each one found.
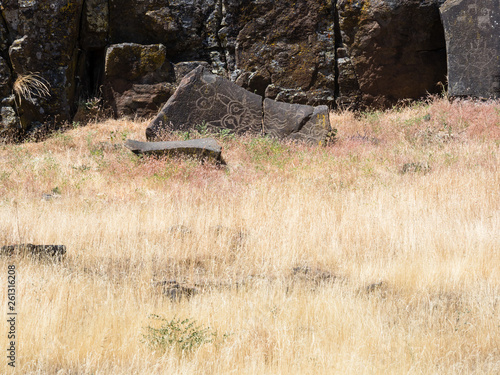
[0,105,18,132]
[336,47,362,108]
[81,0,109,49]
[103,43,176,118]
[263,99,314,138]
[440,0,500,98]
[147,65,333,145]
[263,99,332,145]
[228,0,336,106]
[337,0,447,107]
[108,0,219,61]
[1,244,66,259]
[125,138,223,163]
[146,66,263,140]
[0,56,12,98]
[3,0,84,129]
[0,13,8,52]
[2,0,497,137]
[174,61,212,85]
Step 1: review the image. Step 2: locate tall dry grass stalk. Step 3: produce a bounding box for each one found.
[0,96,499,374]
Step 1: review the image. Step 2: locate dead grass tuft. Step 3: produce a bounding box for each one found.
[13,73,51,104]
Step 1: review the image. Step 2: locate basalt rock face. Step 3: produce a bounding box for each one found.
[2,0,84,132]
[337,0,447,108]
[0,0,480,138]
[440,0,500,98]
[228,0,337,106]
[103,43,176,118]
[108,0,220,62]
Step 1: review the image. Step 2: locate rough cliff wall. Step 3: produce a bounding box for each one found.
[0,0,464,138]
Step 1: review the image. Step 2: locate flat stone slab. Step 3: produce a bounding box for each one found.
[125,138,223,162]
[440,0,500,97]
[146,66,263,140]
[263,99,331,145]
[1,244,66,259]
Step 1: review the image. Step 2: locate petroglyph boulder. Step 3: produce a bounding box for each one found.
[440,0,500,98]
[263,99,331,145]
[146,66,333,145]
[146,66,263,139]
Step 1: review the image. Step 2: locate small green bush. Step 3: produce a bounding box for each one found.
[143,315,216,353]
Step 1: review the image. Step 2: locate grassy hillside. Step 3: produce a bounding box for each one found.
[1,96,499,374]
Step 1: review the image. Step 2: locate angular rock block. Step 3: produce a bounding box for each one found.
[125,138,223,163]
[263,99,331,145]
[146,66,333,145]
[147,66,263,139]
[440,0,500,98]
[104,43,176,118]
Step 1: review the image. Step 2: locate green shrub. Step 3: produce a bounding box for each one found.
[143,315,216,354]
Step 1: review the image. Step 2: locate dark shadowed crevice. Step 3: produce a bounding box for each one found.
[86,49,106,98]
[76,0,107,107]
[0,10,12,66]
[332,0,342,101]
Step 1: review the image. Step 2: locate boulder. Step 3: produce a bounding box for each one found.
[146,66,263,140]
[0,13,9,52]
[125,138,223,163]
[337,0,447,107]
[103,43,176,118]
[440,0,500,98]
[3,0,84,129]
[263,99,332,145]
[146,65,334,145]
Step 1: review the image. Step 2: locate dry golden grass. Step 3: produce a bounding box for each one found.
[0,96,499,374]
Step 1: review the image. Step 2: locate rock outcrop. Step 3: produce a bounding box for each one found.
[0,0,496,138]
[440,0,500,98]
[147,66,333,145]
[103,43,176,118]
[2,0,84,131]
[229,0,337,105]
[337,0,447,107]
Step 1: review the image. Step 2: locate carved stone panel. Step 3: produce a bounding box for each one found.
[441,0,500,97]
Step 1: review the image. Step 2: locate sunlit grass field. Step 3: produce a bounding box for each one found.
[1,97,499,374]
